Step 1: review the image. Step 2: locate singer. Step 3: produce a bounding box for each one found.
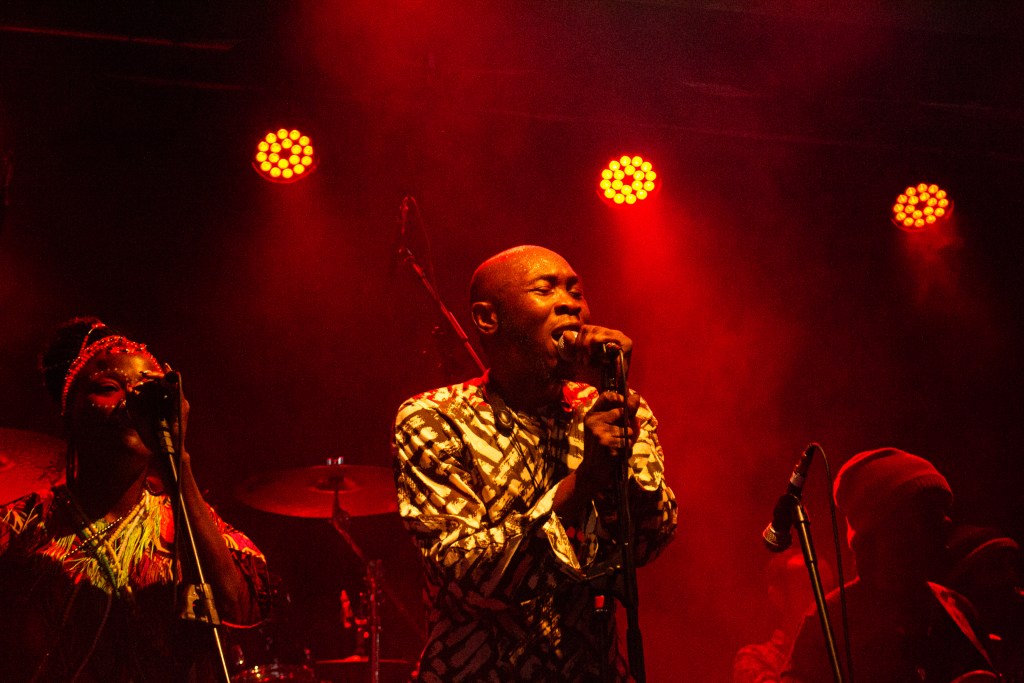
[393,245,677,681]
[0,317,271,682]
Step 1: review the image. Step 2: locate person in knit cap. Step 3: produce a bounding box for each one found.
[783,447,997,683]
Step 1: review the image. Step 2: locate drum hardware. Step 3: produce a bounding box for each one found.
[328,465,388,683]
[236,457,424,681]
[234,460,398,519]
[342,560,385,681]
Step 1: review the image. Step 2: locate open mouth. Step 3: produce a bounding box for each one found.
[551,328,580,348]
[550,324,580,342]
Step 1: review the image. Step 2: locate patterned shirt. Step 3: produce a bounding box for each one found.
[393,376,677,682]
[0,485,271,682]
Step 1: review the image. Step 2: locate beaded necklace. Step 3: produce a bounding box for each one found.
[53,485,144,607]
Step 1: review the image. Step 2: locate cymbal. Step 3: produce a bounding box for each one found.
[235,464,397,519]
[0,428,66,504]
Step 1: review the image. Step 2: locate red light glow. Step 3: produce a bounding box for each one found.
[253,128,318,184]
[599,154,657,206]
[892,183,952,232]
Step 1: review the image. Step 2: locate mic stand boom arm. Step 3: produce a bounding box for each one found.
[397,244,487,376]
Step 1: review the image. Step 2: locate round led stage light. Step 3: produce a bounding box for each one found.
[599,155,657,206]
[891,183,952,232]
[253,128,318,184]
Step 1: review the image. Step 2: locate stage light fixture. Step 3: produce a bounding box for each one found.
[253,128,318,184]
[891,183,952,232]
[599,154,657,205]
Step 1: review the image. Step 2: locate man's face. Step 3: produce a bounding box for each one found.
[859,490,953,585]
[492,248,591,374]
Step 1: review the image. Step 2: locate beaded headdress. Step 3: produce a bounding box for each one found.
[59,322,160,415]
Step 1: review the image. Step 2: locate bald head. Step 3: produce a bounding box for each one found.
[468,245,587,359]
[470,245,568,308]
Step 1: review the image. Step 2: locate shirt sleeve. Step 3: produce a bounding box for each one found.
[0,493,47,556]
[734,643,783,683]
[592,394,677,566]
[207,504,274,625]
[393,398,595,613]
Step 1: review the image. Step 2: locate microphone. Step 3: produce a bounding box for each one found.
[556,330,621,363]
[126,371,180,422]
[128,371,184,467]
[762,443,818,552]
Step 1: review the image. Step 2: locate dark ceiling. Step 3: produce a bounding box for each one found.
[3,1,1022,156]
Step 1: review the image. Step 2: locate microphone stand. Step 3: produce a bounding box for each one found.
[155,375,231,683]
[396,243,487,375]
[603,348,646,683]
[786,495,844,683]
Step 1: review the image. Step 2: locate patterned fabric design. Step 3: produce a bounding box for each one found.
[394,376,677,681]
[0,486,271,682]
[734,629,791,683]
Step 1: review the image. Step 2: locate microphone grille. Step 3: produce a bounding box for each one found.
[556,330,577,362]
[762,524,792,553]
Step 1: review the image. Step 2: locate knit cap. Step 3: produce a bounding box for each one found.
[833,447,952,545]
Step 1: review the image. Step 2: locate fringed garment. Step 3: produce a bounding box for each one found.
[0,485,271,682]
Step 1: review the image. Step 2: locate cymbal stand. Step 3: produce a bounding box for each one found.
[329,466,424,681]
[364,560,383,683]
[342,561,384,683]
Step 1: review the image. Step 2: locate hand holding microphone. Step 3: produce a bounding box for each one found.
[557,326,632,365]
[127,370,179,414]
[127,368,189,461]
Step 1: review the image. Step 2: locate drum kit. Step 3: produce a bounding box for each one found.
[0,429,415,683]
[233,456,418,682]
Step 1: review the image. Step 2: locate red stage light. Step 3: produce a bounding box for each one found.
[253,128,318,183]
[891,183,952,232]
[599,155,657,205]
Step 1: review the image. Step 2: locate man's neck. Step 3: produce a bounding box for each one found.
[486,367,562,414]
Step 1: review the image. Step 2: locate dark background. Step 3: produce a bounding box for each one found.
[1,2,1022,680]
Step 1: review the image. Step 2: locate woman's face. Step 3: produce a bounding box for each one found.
[67,349,164,462]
